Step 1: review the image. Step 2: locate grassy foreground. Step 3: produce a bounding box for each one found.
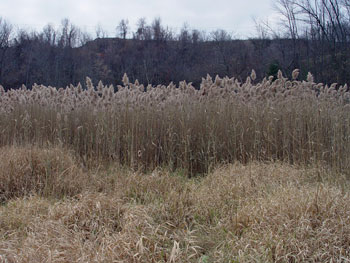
[1,146,350,262]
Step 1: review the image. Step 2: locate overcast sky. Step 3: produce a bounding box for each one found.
[0,0,280,38]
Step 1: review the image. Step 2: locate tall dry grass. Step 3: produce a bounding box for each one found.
[0,146,87,202]
[1,149,349,262]
[0,70,349,175]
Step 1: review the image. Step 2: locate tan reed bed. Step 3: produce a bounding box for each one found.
[0,70,349,175]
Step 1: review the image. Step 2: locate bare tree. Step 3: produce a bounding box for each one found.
[284,0,348,42]
[59,18,79,48]
[273,0,303,70]
[343,0,350,18]
[253,17,274,39]
[42,24,57,45]
[210,29,235,76]
[78,30,92,46]
[133,17,150,40]
[210,29,232,41]
[179,23,191,42]
[0,17,12,83]
[151,18,163,41]
[116,19,129,39]
[151,17,173,41]
[0,18,12,47]
[274,0,300,39]
[96,23,107,38]
[274,0,350,82]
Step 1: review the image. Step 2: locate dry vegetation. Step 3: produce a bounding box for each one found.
[1,70,350,262]
[0,70,350,174]
[0,146,349,262]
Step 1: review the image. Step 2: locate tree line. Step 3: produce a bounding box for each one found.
[0,0,350,90]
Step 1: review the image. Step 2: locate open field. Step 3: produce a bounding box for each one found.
[1,71,350,261]
[0,146,350,262]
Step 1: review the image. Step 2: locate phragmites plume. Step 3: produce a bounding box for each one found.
[97,80,104,94]
[215,75,222,86]
[77,83,83,93]
[206,74,213,84]
[86,77,94,90]
[307,72,314,83]
[277,70,283,80]
[122,73,129,86]
[250,69,256,81]
[330,83,337,90]
[292,69,300,80]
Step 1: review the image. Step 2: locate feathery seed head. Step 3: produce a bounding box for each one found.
[215,75,222,86]
[330,83,337,90]
[245,76,251,85]
[206,74,213,84]
[86,77,94,90]
[77,83,83,93]
[307,72,314,83]
[250,69,256,81]
[97,80,104,94]
[122,73,129,86]
[277,70,283,80]
[292,69,300,80]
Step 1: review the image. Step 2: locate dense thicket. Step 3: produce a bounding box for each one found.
[1,71,350,175]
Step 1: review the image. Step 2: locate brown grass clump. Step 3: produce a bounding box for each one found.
[223,184,350,262]
[1,161,350,262]
[193,163,305,225]
[0,192,199,262]
[194,163,350,262]
[0,146,87,202]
